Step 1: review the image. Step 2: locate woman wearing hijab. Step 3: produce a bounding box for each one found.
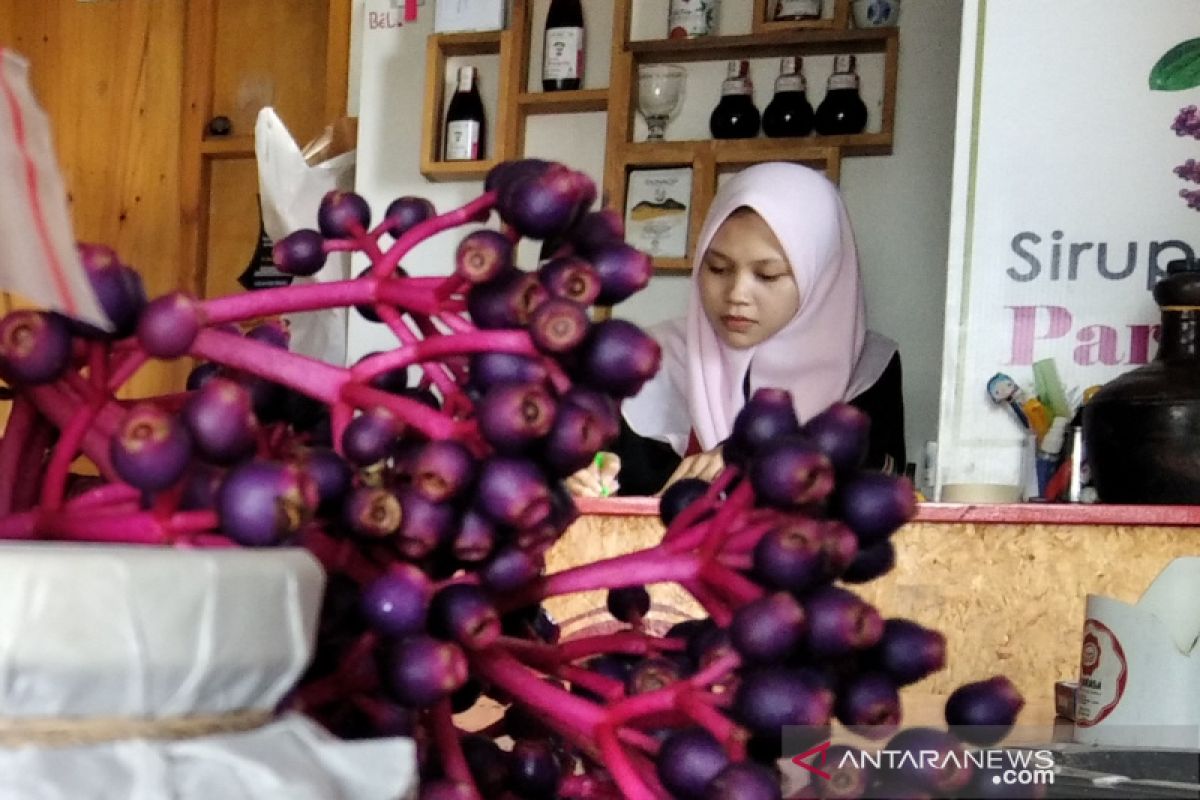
[566,162,905,498]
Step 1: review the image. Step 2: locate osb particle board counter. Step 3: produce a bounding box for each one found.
[543,499,1200,727]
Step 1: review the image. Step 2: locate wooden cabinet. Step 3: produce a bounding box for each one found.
[419,0,899,271]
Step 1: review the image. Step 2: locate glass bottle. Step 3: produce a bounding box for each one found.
[709,60,760,140]
[774,0,822,21]
[543,0,584,91]
[814,54,868,136]
[444,66,486,161]
[762,56,814,137]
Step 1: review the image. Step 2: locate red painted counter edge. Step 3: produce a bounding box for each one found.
[575,497,1200,527]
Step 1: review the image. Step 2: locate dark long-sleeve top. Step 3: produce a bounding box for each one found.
[612,352,906,497]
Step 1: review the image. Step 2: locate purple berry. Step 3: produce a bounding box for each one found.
[317,190,371,238]
[418,780,473,800]
[468,351,548,391]
[452,509,497,563]
[137,292,203,358]
[817,519,860,580]
[497,163,586,240]
[733,667,834,735]
[944,675,1025,745]
[396,488,457,560]
[541,396,618,476]
[870,619,947,686]
[835,472,916,545]
[589,243,652,305]
[180,377,258,464]
[342,485,402,539]
[380,635,468,708]
[704,762,782,800]
[577,319,662,398]
[185,361,222,391]
[508,739,562,800]
[0,310,72,384]
[725,388,802,465]
[484,158,552,194]
[431,584,500,649]
[538,255,602,305]
[361,563,433,637]
[606,585,651,623]
[730,592,807,663]
[384,195,436,238]
[272,229,327,276]
[818,744,873,799]
[475,457,552,529]
[179,463,224,510]
[656,727,730,800]
[569,208,625,256]
[753,518,824,593]
[529,297,590,354]
[412,440,475,503]
[477,382,557,453]
[886,727,974,794]
[217,459,317,546]
[460,734,508,796]
[292,447,352,515]
[841,540,895,583]
[76,243,147,338]
[455,229,514,285]
[245,319,291,350]
[110,403,193,492]
[481,546,541,593]
[341,407,400,466]
[659,477,711,526]
[749,435,835,508]
[803,402,871,475]
[803,586,883,659]
[466,271,548,329]
[836,672,901,738]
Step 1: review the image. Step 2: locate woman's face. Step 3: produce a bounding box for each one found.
[698,210,801,349]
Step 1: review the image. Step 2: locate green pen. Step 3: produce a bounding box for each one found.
[594,452,611,497]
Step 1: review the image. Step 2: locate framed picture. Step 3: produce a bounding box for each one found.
[624,168,692,260]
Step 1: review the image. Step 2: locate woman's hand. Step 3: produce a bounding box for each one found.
[658,447,724,495]
[563,452,621,498]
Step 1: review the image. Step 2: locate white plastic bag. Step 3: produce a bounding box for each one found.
[255,108,356,366]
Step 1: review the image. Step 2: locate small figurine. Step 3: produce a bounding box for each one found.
[987,372,1052,440]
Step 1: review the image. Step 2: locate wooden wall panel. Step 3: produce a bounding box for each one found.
[0,0,188,399]
[206,158,260,299]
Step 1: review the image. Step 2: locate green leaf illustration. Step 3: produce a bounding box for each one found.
[1150,37,1200,91]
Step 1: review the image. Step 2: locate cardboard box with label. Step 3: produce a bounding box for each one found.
[1073,557,1200,750]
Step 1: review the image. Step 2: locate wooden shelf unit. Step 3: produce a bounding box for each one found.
[414,1,899,275]
[602,0,899,274]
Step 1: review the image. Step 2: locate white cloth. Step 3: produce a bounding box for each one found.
[0,714,416,800]
[623,163,897,454]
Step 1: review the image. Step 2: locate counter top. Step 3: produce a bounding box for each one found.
[575,497,1200,527]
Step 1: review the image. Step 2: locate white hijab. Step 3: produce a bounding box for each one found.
[623,163,896,455]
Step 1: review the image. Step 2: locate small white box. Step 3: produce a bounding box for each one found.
[434,0,506,33]
[1073,557,1200,749]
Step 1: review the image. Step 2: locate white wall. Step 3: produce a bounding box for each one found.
[348,0,963,474]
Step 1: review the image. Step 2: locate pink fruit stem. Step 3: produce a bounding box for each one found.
[374,303,459,400]
[350,329,538,381]
[190,328,344,403]
[558,775,623,800]
[661,468,741,547]
[498,631,685,665]
[87,342,109,393]
[107,348,149,394]
[11,418,52,513]
[201,275,444,325]
[557,664,627,703]
[471,648,606,734]
[675,690,745,760]
[36,509,169,544]
[167,510,219,535]
[718,516,780,555]
[24,384,116,479]
[680,579,732,626]
[372,191,497,278]
[700,561,765,606]
[505,551,701,610]
[436,310,473,335]
[716,552,753,572]
[596,725,663,800]
[0,510,38,539]
[65,481,139,510]
[295,632,380,709]
[699,477,755,561]
[0,396,36,515]
[338,381,461,440]
[39,398,103,511]
[429,699,481,799]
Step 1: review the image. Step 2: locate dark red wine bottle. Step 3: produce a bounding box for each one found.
[814,54,868,136]
[444,66,486,161]
[763,56,814,137]
[542,0,585,91]
[709,60,760,140]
